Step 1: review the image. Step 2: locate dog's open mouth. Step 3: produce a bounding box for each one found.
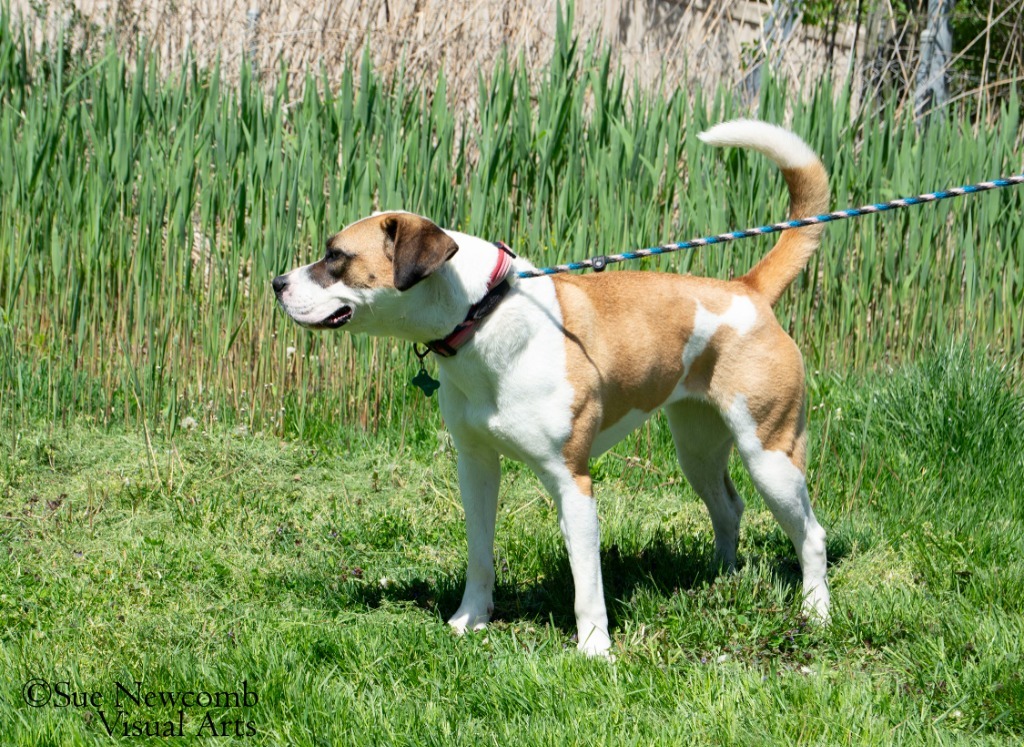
[318,305,353,328]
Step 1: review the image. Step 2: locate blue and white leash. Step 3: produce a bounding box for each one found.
[515,174,1024,279]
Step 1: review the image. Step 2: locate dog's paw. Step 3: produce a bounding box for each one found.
[576,626,613,659]
[801,584,831,625]
[448,607,491,635]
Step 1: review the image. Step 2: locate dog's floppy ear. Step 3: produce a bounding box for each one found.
[383,214,459,291]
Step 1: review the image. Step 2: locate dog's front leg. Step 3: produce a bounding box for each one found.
[534,465,612,658]
[448,443,500,635]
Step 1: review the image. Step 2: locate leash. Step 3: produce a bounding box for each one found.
[515,173,1024,278]
[411,172,1023,394]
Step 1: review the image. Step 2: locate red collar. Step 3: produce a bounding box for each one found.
[425,242,515,357]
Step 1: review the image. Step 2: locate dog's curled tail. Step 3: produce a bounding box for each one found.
[698,119,830,306]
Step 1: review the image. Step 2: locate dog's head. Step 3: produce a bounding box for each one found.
[272,212,459,334]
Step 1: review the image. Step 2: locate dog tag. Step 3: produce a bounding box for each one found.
[412,366,440,397]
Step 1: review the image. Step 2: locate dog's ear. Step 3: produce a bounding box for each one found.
[383,214,459,291]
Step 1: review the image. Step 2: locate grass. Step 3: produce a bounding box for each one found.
[0,5,1022,442]
[1,347,1022,744]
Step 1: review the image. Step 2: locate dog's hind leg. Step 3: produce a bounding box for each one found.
[448,441,501,634]
[664,400,743,569]
[723,394,830,622]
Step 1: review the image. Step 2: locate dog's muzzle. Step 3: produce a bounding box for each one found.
[273,275,353,329]
[315,305,353,328]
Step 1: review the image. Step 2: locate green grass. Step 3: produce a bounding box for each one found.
[2,347,1022,744]
[0,5,1022,442]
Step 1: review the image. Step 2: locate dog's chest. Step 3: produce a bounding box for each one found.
[437,281,576,460]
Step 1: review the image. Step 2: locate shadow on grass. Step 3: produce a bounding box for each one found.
[339,531,854,636]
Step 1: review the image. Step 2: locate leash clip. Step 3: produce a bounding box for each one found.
[591,255,608,272]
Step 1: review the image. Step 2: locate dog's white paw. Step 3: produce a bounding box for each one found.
[576,626,613,659]
[448,607,491,635]
[802,584,831,625]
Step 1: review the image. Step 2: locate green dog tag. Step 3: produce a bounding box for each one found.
[412,367,440,397]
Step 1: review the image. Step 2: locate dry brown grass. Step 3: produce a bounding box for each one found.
[11,0,859,105]
[12,1,1018,120]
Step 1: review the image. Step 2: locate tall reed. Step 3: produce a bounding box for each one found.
[1,6,1021,444]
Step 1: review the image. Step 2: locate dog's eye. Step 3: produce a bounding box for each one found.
[325,248,350,263]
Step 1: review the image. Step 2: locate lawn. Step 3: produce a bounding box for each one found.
[2,347,1022,745]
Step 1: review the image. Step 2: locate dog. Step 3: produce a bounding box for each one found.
[273,119,831,657]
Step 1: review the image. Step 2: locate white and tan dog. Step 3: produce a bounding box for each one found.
[273,119,831,657]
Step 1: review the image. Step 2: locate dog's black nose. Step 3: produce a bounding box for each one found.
[272,275,288,295]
